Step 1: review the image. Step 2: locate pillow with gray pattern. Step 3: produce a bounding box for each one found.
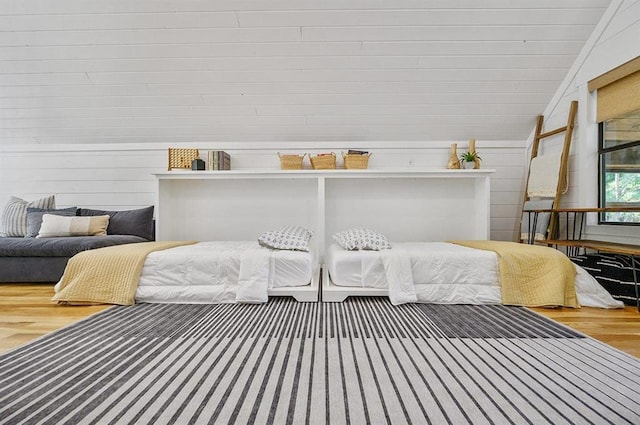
[258,225,313,252]
[333,227,391,251]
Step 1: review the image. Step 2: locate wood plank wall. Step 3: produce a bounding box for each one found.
[0,141,527,241]
[532,0,640,244]
[0,0,608,145]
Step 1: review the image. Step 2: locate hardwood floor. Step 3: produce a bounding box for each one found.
[529,305,640,358]
[0,283,110,353]
[1,283,639,358]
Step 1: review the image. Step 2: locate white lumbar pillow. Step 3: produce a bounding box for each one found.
[37,214,110,238]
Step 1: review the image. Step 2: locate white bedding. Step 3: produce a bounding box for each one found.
[135,241,313,304]
[327,242,623,309]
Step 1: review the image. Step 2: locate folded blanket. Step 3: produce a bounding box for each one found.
[527,153,562,197]
[52,241,196,305]
[449,240,578,308]
[380,247,417,305]
[236,247,271,303]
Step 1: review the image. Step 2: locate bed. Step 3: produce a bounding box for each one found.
[53,240,319,305]
[322,242,623,309]
[136,241,318,303]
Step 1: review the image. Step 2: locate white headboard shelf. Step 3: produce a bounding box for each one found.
[154,168,495,258]
[155,168,494,179]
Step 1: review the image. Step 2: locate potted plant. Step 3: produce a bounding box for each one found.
[460,151,481,169]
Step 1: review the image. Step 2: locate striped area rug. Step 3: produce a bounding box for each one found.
[1,298,639,425]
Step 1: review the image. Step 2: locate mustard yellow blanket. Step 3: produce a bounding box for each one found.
[52,241,196,305]
[450,240,579,308]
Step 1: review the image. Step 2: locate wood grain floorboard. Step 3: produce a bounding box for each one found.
[1,283,639,358]
[529,305,640,358]
[0,283,110,353]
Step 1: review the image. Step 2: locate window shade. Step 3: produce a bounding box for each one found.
[596,70,640,122]
[590,56,640,123]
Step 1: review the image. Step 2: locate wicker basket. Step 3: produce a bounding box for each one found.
[309,152,336,170]
[168,148,200,171]
[278,153,306,170]
[342,152,371,169]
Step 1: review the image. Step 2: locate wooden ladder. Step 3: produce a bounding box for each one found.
[520,100,578,241]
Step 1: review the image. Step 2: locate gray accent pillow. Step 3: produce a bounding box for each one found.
[78,206,154,241]
[520,199,555,242]
[258,225,313,251]
[0,195,56,237]
[333,227,391,251]
[25,207,78,238]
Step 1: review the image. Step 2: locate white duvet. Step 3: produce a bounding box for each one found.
[327,242,624,309]
[135,241,313,304]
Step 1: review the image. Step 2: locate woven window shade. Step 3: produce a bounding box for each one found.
[590,56,640,123]
[596,70,640,122]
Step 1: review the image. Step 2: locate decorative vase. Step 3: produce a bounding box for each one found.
[446,143,461,169]
[463,161,475,169]
[468,138,481,169]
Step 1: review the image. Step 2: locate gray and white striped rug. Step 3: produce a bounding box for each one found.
[1,298,639,425]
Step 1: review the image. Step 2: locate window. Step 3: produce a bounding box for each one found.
[599,108,640,224]
[590,56,640,225]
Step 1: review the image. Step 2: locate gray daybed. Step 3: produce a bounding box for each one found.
[0,206,154,283]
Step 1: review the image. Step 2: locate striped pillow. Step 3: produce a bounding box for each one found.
[37,214,110,238]
[0,195,56,237]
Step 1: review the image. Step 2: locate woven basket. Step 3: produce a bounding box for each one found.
[343,152,371,169]
[168,148,200,171]
[278,153,306,170]
[309,152,336,170]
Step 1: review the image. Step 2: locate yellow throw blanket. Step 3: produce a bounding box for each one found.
[52,241,196,305]
[449,240,579,308]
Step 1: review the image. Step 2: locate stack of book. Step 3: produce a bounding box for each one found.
[207,151,231,170]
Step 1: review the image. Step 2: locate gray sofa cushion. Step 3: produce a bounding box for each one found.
[78,206,154,241]
[0,235,147,257]
[25,207,78,238]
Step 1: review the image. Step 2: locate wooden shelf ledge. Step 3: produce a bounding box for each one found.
[542,239,640,256]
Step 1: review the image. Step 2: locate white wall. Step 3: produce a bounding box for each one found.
[526,0,640,244]
[0,1,616,244]
[0,140,526,241]
[0,0,609,145]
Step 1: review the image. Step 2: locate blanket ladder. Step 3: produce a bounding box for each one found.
[519,100,578,241]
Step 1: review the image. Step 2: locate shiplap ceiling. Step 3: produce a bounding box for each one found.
[0,0,612,145]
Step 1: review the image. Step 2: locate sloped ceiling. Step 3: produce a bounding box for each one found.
[0,0,611,145]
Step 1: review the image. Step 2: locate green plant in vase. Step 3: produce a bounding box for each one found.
[460,151,481,169]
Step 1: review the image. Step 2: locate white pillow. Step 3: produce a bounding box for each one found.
[0,195,56,237]
[37,214,110,238]
[258,225,313,251]
[333,227,391,251]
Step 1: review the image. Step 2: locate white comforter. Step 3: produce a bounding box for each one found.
[135,241,312,304]
[329,243,623,309]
